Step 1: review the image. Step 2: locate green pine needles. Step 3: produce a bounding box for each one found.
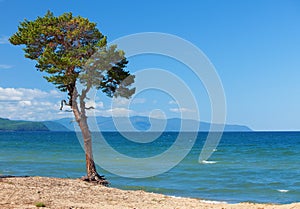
[10,11,134,104]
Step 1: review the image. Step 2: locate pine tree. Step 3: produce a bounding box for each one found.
[10,11,135,185]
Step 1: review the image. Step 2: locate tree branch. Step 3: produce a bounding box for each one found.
[71,86,82,123]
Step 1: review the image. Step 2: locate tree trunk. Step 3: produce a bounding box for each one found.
[71,87,109,186]
[78,116,108,186]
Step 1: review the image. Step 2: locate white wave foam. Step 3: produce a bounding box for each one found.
[200,200,228,204]
[277,189,289,193]
[170,195,182,199]
[200,160,217,164]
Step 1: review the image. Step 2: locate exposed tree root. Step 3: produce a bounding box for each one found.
[81,174,109,186]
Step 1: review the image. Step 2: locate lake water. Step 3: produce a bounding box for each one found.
[1,131,300,204]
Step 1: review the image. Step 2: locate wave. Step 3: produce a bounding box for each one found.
[171,196,228,204]
[277,189,289,193]
[200,160,217,164]
[199,200,228,204]
[169,195,182,199]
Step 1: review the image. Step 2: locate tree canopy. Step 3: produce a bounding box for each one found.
[10,11,134,105]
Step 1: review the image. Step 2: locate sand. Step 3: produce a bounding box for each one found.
[0,177,299,209]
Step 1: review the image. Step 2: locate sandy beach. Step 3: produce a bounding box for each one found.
[0,177,299,209]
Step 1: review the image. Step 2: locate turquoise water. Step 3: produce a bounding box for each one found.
[1,131,300,204]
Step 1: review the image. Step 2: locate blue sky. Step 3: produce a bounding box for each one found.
[0,0,299,130]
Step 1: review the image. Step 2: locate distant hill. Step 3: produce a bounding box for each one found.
[0,118,69,132]
[0,118,49,131]
[54,116,252,132]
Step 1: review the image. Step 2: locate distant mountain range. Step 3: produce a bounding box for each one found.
[54,116,252,132]
[0,116,252,132]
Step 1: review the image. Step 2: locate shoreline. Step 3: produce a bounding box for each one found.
[1,176,299,209]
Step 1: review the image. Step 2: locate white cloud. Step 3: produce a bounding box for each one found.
[106,107,133,117]
[110,97,146,109]
[0,87,51,101]
[149,109,166,119]
[86,100,104,109]
[169,107,195,113]
[0,64,13,69]
[86,100,96,108]
[112,97,130,107]
[49,90,63,98]
[0,87,23,100]
[19,100,32,106]
[0,36,9,44]
[0,87,69,121]
[0,87,133,121]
